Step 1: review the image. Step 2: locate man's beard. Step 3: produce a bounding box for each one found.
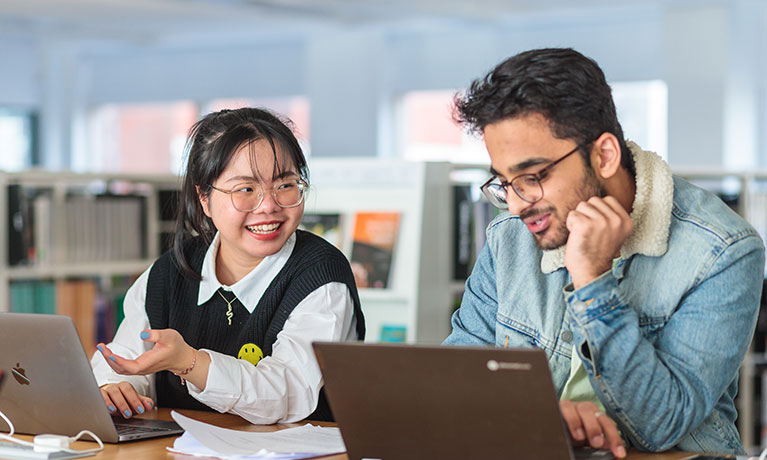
[530,166,606,251]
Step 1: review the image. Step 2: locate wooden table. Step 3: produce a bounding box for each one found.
[11,408,703,459]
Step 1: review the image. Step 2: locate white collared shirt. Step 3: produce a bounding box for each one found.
[91,232,357,424]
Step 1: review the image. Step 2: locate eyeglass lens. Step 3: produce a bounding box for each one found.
[482,175,542,209]
[230,178,305,211]
[510,175,543,203]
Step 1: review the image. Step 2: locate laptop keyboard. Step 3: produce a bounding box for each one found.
[114,424,174,436]
[573,447,615,460]
[113,417,181,436]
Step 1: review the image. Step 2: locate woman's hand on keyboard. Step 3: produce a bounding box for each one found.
[99,381,154,419]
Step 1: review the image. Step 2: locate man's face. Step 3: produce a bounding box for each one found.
[483,113,605,250]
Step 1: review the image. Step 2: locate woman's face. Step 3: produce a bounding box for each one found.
[199,140,305,276]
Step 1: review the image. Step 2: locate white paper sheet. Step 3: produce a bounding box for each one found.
[168,432,316,460]
[167,410,346,460]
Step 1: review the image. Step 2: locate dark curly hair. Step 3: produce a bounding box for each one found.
[453,47,634,176]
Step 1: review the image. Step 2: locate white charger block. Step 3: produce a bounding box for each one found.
[33,434,70,452]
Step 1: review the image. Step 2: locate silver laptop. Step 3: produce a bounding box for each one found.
[313,342,614,460]
[0,312,183,442]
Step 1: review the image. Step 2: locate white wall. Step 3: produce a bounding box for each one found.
[0,39,40,107]
[1,1,766,170]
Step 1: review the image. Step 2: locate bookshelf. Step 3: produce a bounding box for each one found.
[304,159,454,344]
[0,170,181,352]
[1,163,459,347]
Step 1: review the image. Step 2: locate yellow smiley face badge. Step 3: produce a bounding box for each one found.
[237,343,263,366]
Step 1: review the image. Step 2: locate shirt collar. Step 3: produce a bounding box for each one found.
[540,141,674,274]
[197,232,296,312]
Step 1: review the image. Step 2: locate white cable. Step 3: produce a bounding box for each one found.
[0,408,104,454]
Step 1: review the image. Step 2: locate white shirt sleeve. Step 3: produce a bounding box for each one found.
[187,281,357,424]
[90,267,156,401]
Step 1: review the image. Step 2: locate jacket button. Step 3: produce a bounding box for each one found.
[573,301,588,313]
[561,330,573,343]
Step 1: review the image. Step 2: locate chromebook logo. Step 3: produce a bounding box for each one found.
[486,360,532,371]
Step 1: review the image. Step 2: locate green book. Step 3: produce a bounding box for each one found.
[34,281,57,315]
[10,281,34,314]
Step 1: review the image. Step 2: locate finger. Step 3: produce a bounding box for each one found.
[596,412,627,458]
[140,396,155,412]
[99,386,118,415]
[559,400,586,442]
[575,403,605,448]
[120,384,148,416]
[139,329,161,345]
[573,201,615,235]
[566,209,588,232]
[112,355,150,374]
[105,344,159,375]
[578,196,615,221]
[106,353,134,374]
[102,383,134,419]
[586,197,631,232]
[600,195,631,219]
[584,197,618,219]
[97,344,129,374]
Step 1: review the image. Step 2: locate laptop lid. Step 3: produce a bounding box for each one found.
[313,342,582,460]
[0,313,182,443]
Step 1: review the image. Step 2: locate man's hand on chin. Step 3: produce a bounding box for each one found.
[564,196,633,290]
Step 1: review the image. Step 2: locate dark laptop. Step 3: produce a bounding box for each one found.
[313,342,614,460]
[0,313,183,442]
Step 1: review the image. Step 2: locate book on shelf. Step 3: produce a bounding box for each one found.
[349,211,400,289]
[98,274,135,344]
[158,188,180,222]
[9,274,138,356]
[33,194,53,265]
[158,187,181,254]
[10,280,56,315]
[472,199,502,263]
[379,324,407,342]
[452,185,474,280]
[299,213,343,249]
[56,279,98,354]
[7,184,34,265]
[450,185,504,281]
[7,183,150,266]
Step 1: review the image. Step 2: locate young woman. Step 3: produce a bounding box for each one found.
[91,107,365,424]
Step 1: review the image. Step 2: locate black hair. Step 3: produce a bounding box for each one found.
[453,47,634,176]
[172,107,309,279]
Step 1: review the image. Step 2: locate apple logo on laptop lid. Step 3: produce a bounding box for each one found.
[12,363,30,385]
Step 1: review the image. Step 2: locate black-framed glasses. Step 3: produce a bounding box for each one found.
[210,176,308,212]
[480,143,585,209]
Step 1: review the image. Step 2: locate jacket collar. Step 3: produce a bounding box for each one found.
[540,141,674,274]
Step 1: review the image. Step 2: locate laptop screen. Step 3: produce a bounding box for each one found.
[313,342,578,460]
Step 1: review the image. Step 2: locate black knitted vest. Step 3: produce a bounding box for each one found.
[145,230,365,421]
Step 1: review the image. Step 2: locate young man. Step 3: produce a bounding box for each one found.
[444,48,764,457]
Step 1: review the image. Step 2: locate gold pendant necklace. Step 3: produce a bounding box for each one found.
[218,290,236,326]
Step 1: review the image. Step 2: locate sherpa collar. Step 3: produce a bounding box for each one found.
[539,141,673,274]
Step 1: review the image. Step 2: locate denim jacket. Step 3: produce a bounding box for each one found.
[444,145,765,454]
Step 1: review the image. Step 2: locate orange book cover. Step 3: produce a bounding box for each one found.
[349,212,400,289]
